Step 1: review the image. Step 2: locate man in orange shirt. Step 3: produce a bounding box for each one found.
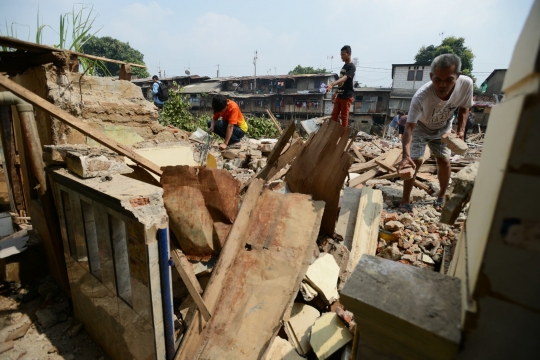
[208,94,249,150]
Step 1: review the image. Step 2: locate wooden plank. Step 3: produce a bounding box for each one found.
[0,36,146,68]
[259,138,304,181]
[286,121,354,235]
[375,172,400,180]
[0,106,25,211]
[119,64,132,81]
[350,168,379,188]
[351,143,366,162]
[10,106,33,208]
[266,109,283,135]
[170,250,211,321]
[0,76,162,176]
[375,159,397,173]
[347,187,383,273]
[194,190,325,359]
[336,187,363,250]
[349,153,386,173]
[176,179,264,360]
[266,121,295,165]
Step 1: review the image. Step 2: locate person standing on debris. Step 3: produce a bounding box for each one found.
[209,94,249,150]
[327,45,356,131]
[464,107,475,141]
[152,75,167,110]
[388,111,402,137]
[398,54,473,212]
[398,112,408,140]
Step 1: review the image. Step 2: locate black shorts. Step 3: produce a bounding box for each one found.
[398,125,405,134]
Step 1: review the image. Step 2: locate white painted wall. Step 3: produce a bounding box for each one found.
[392,65,431,90]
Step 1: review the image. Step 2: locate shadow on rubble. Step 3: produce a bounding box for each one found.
[0,275,108,359]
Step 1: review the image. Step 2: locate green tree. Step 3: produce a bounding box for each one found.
[81,36,150,78]
[288,65,327,75]
[414,36,475,73]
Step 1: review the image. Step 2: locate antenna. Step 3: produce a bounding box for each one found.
[253,50,258,91]
[217,64,219,78]
[158,61,161,78]
[327,55,334,72]
[274,66,277,75]
[439,32,445,43]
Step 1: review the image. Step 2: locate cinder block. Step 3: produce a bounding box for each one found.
[341,255,461,360]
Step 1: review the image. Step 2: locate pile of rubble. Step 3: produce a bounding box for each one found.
[0,277,106,359]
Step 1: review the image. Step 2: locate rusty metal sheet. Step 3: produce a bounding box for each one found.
[193,190,324,360]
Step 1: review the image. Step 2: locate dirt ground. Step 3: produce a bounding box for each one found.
[0,277,108,360]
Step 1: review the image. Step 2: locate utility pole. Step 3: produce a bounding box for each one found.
[253,50,258,92]
[439,32,445,43]
[217,64,220,78]
[274,67,277,75]
[158,61,161,78]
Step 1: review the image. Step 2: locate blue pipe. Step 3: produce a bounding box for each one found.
[157,227,175,360]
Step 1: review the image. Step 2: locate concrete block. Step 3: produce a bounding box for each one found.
[305,253,340,304]
[284,303,320,355]
[340,255,461,360]
[441,162,479,224]
[442,133,468,155]
[66,149,133,178]
[309,312,353,360]
[263,337,304,360]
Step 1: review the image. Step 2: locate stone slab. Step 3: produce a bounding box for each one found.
[309,312,353,360]
[340,255,461,360]
[305,253,340,305]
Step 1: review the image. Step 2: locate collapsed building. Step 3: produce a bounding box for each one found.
[0,2,539,359]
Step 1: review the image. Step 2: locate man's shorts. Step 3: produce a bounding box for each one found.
[411,135,451,160]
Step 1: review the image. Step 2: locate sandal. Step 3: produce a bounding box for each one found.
[399,203,413,213]
[434,197,444,211]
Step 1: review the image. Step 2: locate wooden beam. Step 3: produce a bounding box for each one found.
[258,138,304,181]
[375,159,397,172]
[347,187,383,273]
[119,64,132,81]
[351,143,366,162]
[349,168,379,188]
[170,250,211,321]
[266,109,283,135]
[177,179,265,359]
[266,121,295,165]
[0,36,146,68]
[0,76,162,176]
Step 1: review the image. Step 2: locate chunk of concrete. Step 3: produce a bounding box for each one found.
[300,281,318,302]
[263,337,304,360]
[440,162,480,224]
[305,253,340,304]
[284,303,320,355]
[309,312,353,360]
[441,133,468,155]
[66,149,133,178]
[340,255,461,360]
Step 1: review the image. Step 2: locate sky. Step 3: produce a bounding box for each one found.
[0,0,535,87]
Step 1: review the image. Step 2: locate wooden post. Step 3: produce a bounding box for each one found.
[119,64,132,81]
[0,106,25,212]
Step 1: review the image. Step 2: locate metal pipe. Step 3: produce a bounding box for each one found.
[157,227,175,360]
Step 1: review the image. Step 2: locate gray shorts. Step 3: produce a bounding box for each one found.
[411,135,451,159]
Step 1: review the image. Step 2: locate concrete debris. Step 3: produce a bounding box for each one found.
[66,148,133,178]
[300,281,318,302]
[35,308,60,329]
[440,162,480,224]
[284,303,321,355]
[442,133,468,155]
[263,337,304,360]
[309,312,353,360]
[305,253,340,305]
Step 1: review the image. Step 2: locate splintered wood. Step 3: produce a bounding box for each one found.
[177,186,324,360]
[286,121,354,235]
[161,166,239,260]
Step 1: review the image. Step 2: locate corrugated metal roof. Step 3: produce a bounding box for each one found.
[354,87,391,92]
[390,88,418,98]
[223,73,337,82]
[182,82,222,94]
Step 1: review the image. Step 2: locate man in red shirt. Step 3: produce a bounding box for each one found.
[208,94,249,150]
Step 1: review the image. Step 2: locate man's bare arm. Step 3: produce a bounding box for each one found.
[326,75,348,92]
[456,107,469,140]
[398,122,417,170]
[224,124,234,145]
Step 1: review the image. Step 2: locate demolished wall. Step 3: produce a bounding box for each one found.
[12,64,179,147]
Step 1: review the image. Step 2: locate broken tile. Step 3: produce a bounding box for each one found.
[284,303,320,355]
[305,253,340,305]
[309,312,353,360]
